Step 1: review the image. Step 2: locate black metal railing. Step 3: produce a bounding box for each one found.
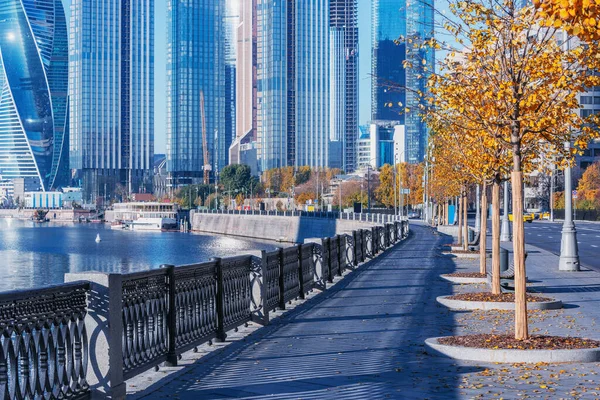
[0,282,90,399]
[3,220,409,398]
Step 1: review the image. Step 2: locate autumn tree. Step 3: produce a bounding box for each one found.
[424,0,599,340]
[576,162,600,207]
[534,0,600,41]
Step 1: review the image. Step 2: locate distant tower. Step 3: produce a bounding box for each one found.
[69,0,155,200]
[330,0,359,172]
[167,0,225,187]
[0,0,70,191]
[372,0,434,163]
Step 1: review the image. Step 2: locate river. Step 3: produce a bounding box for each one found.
[0,219,278,292]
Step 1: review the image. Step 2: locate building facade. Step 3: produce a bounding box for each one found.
[0,0,70,192]
[69,0,154,201]
[371,0,434,163]
[167,0,225,187]
[224,0,240,166]
[293,0,330,168]
[330,0,358,172]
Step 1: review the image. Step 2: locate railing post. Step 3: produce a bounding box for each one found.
[213,257,227,342]
[337,236,344,276]
[64,272,125,400]
[297,244,305,299]
[163,264,177,367]
[278,247,286,310]
[260,250,270,325]
[371,226,378,255]
[353,230,359,266]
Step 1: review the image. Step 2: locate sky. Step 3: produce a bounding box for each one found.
[62,1,373,154]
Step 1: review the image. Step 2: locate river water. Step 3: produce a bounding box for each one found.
[0,219,277,292]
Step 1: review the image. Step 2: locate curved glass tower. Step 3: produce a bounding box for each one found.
[0,0,69,191]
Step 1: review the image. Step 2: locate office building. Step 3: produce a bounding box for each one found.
[167,0,225,187]
[0,0,70,191]
[330,0,358,172]
[371,0,434,163]
[69,0,155,201]
[225,0,240,165]
[230,0,258,169]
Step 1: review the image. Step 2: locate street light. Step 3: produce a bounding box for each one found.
[559,141,580,271]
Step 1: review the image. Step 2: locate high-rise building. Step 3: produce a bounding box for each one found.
[167,0,225,187]
[293,0,330,168]
[256,0,288,171]
[255,0,330,171]
[0,0,70,192]
[224,0,240,166]
[230,0,258,172]
[69,0,154,201]
[330,0,358,172]
[371,0,434,163]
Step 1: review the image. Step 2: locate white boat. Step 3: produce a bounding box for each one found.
[110,202,179,232]
[95,234,101,243]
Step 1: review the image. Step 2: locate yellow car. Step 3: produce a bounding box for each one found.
[508,213,534,223]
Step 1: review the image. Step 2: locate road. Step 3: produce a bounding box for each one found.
[524,220,600,272]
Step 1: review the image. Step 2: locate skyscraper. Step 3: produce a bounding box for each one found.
[69,0,155,201]
[371,0,433,163]
[293,0,330,168]
[230,0,258,171]
[167,0,225,187]
[224,0,240,166]
[255,0,330,171]
[330,0,358,172]
[0,0,70,191]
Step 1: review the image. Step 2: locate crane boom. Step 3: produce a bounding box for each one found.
[200,91,210,184]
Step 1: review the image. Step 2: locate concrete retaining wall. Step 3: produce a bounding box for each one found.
[191,212,378,243]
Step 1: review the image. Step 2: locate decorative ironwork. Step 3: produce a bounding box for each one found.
[262,249,281,313]
[122,270,169,378]
[329,237,340,278]
[379,227,386,251]
[0,282,89,400]
[312,243,327,291]
[345,234,355,268]
[220,256,252,331]
[280,247,300,305]
[365,229,374,258]
[173,261,218,354]
[249,255,265,324]
[300,244,315,295]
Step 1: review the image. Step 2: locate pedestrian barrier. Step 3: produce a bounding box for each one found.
[4,220,409,399]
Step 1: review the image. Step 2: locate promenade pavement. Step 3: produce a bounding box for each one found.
[132,223,600,399]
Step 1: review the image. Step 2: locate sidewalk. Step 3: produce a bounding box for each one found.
[131,224,600,399]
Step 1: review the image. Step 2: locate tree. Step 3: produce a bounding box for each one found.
[534,0,600,41]
[425,0,600,340]
[295,166,312,186]
[375,164,396,207]
[577,162,600,206]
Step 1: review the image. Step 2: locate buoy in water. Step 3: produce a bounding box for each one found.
[95,234,101,243]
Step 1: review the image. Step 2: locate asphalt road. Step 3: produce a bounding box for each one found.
[523,220,600,272]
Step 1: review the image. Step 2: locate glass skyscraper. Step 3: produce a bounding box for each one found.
[371,0,433,163]
[256,0,288,171]
[167,0,226,187]
[293,0,330,168]
[330,0,358,172]
[0,0,70,191]
[69,0,155,201]
[224,0,240,166]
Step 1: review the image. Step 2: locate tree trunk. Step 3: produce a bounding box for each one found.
[457,195,463,246]
[463,193,469,251]
[445,201,449,225]
[480,182,488,275]
[492,182,501,295]
[512,170,528,340]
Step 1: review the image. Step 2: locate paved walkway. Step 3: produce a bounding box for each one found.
[133,224,600,399]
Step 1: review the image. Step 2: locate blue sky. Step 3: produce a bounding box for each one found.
[63,1,373,153]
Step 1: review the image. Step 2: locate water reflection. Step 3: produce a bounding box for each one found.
[0,219,277,291]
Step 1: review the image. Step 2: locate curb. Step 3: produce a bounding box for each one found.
[442,252,490,259]
[425,337,600,363]
[436,295,563,311]
[440,274,488,284]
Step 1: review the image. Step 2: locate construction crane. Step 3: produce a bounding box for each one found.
[200,91,211,184]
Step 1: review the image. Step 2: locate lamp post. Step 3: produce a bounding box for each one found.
[559,142,580,271]
[367,164,372,213]
[500,180,512,241]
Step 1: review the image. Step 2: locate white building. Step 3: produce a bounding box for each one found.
[24,192,63,209]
